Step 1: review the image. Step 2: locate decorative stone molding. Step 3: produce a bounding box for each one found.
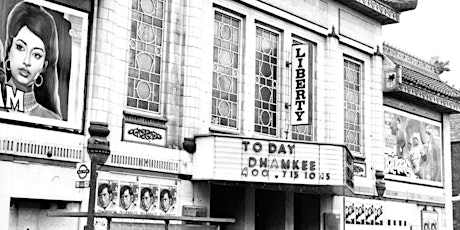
[383,43,436,74]
[0,138,83,162]
[354,0,400,21]
[379,0,418,12]
[399,84,460,112]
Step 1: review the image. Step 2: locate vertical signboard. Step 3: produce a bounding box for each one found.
[0,0,88,130]
[291,44,309,125]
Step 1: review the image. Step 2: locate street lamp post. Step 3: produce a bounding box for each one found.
[85,122,111,230]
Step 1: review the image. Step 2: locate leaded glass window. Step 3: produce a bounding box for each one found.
[211,12,241,128]
[255,27,279,136]
[127,0,164,112]
[344,58,361,154]
[291,39,314,141]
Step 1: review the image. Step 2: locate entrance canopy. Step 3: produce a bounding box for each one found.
[192,134,354,194]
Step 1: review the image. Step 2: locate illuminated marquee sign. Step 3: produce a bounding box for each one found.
[291,44,310,125]
[193,135,349,186]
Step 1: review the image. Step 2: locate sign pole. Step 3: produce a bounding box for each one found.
[84,122,111,230]
[86,161,98,230]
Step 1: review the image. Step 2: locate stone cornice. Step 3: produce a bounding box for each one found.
[336,0,400,24]
[355,0,400,21]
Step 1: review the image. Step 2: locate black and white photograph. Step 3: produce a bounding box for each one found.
[2,0,460,230]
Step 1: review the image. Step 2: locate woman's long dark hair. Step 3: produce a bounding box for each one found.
[4,1,61,117]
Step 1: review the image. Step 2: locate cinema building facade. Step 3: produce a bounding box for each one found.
[1,0,459,229]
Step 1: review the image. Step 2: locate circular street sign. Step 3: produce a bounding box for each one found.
[77,164,90,180]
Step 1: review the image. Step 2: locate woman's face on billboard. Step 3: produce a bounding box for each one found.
[8,26,46,92]
[408,132,422,172]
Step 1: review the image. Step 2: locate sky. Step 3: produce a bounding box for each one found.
[381,0,460,89]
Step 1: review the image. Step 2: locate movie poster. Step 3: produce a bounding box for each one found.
[355,201,366,225]
[421,210,438,230]
[157,185,177,216]
[0,0,88,130]
[95,178,178,216]
[345,200,356,224]
[365,203,375,225]
[374,204,383,225]
[384,107,442,185]
[139,183,159,214]
[96,180,120,213]
[345,197,385,227]
[119,181,139,213]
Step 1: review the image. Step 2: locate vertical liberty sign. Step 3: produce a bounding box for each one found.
[291,44,309,125]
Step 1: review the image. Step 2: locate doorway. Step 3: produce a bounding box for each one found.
[255,189,285,230]
[294,193,320,230]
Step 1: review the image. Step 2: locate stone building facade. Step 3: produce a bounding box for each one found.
[1,0,459,230]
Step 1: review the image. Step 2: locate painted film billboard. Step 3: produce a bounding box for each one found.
[0,0,88,130]
[384,107,442,185]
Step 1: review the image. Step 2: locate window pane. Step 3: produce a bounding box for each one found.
[127,0,164,113]
[211,12,241,129]
[254,27,279,136]
[344,59,361,155]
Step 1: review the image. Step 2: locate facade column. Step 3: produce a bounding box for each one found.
[322,26,342,143]
[88,0,115,124]
[181,0,203,139]
[370,47,385,177]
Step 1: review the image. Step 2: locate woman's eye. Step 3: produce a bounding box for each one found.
[16,44,24,51]
[33,53,43,59]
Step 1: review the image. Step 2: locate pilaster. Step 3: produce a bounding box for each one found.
[323,27,341,143]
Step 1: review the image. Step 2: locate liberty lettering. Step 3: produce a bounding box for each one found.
[291,45,309,124]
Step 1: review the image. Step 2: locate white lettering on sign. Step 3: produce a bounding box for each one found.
[291,44,309,125]
[0,85,24,112]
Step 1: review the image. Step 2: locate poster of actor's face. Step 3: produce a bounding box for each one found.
[384,107,442,184]
[421,210,438,230]
[0,0,88,130]
[345,200,356,224]
[158,185,177,215]
[96,180,119,213]
[96,178,178,215]
[139,183,158,213]
[355,202,366,225]
[119,181,139,213]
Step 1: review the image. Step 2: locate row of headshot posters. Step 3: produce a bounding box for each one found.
[345,200,383,225]
[96,179,177,216]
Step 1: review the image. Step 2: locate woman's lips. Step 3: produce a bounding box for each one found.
[18,68,30,77]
